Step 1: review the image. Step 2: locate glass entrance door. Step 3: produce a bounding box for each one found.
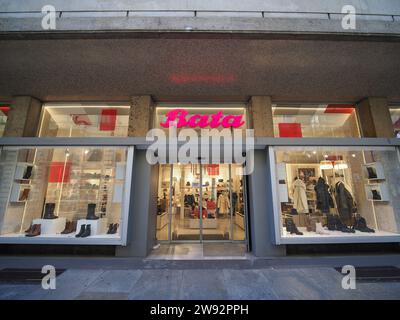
[156,163,247,243]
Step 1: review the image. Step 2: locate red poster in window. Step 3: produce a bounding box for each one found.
[278,123,302,138]
[325,104,354,114]
[207,164,219,176]
[100,109,117,131]
[48,162,71,183]
[0,105,10,116]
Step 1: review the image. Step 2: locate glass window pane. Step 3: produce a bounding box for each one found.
[0,105,10,137]
[272,104,360,138]
[390,107,400,137]
[0,146,129,241]
[273,146,400,240]
[39,105,130,137]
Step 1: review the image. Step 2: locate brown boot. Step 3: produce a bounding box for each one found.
[26,224,41,237]
[61,221,71,234]
[24,223,33,233]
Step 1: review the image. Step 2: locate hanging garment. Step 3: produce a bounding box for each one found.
[334,181,356,224]
[217,193,230,214]
[232,192,238,212]
[184,194,195,208]
[292,178,309,214]
[314,177,334,213]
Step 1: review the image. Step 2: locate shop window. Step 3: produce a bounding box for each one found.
[0,146,131,243]
[390,107,400,137]
[154,104,248,134]
[39,104,130,137]
[272,104,360,138]
[0,105,10,137]
[272,146,400,242]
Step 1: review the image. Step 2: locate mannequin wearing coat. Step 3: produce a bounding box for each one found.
[292,177,309,214]
[217,192,230,215]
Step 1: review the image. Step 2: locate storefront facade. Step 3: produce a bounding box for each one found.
[0,98,399,257]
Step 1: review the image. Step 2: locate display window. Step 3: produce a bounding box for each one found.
[0,105,10,137]
[272,104,360,138]
[0,146,132,244]
[156,163,246,242]
[390,107,400,137]
[154,104,248,134]
[39,104,130,137]
[272,146,400,243]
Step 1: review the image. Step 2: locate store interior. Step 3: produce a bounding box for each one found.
[275,147,400,238]
[156,163,246,242]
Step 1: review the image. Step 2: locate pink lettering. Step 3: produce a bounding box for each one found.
[159,108,245,129]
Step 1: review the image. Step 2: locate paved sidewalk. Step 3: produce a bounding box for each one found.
[0,265,400,300]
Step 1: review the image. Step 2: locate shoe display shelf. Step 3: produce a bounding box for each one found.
[9,182,31,203]
[365,183,390,202]
[32,217,66,235]
[363,162,385,181]
[14,162,34,181]
[76,218,108,236]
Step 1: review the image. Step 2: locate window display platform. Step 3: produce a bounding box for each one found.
[281,227,400,244]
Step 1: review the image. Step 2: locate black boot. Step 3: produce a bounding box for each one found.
[353,216,375,233]
[107,223,114,234]
[81,225,91,238]
[285,218,303,235]
[326,214,337,231]
[367,167,377,179]
[43,203,57,219]
[23,166,33,179]
[372,190,381,200]
[86,203,99,220]
[111,223,119,234]
[75,224,86,237]
[336,217,355,233]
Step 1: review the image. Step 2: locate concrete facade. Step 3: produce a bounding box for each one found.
[249,96,274,138]
[3,96,42,137]
[128,96,154,137]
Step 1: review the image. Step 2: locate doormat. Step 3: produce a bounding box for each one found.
[0,268,66,284]
[334,266,400,283]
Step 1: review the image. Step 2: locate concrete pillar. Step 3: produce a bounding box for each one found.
[248,149,286,257]
[128,96,154,137]
[248,96,274,137]
[116,150,158,257]
[3,96,42,137]
[356,97,394,138]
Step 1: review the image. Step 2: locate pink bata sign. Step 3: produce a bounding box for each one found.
[160,108,245,128]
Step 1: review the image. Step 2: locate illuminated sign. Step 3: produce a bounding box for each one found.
[159,108,245,129]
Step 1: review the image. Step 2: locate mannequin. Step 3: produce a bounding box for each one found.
[217,191,230,215]
[292,177,308,214]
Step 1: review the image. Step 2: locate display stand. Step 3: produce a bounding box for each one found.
[32,217,66,235]
[76,218,108,236]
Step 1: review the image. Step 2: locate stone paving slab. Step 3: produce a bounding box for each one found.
[128,270,183,300]
[0,267,399,300]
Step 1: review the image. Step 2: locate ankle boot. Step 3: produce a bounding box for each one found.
[19,188,30,201]
[86,203,99,220]
[353,216,375,233]
[372,190,381,200]
[107,223,114,234]
[24,223,33,234]
[26,224,41,237]
[336,217,355,233]
[43,203,57,219]
[285,218,303,235]
[75,224,86,237]
[61,221,77,234]
[23,166,33,179]
[326,214,337,231]
[111,223,119,234]
[367,167,377,179]
[81,225,91,238]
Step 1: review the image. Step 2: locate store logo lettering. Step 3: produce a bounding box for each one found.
[160,108,245,129]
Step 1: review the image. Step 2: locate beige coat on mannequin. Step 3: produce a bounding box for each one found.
[217,193,230,214]
[292,178,309,214]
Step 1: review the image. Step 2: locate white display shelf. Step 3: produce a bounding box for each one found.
[363,162,385,180]
[365,183,390,202]
[76,218,108,236]
[9,183,31,202]
[14,162,34,181]
[32,217,66,235]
